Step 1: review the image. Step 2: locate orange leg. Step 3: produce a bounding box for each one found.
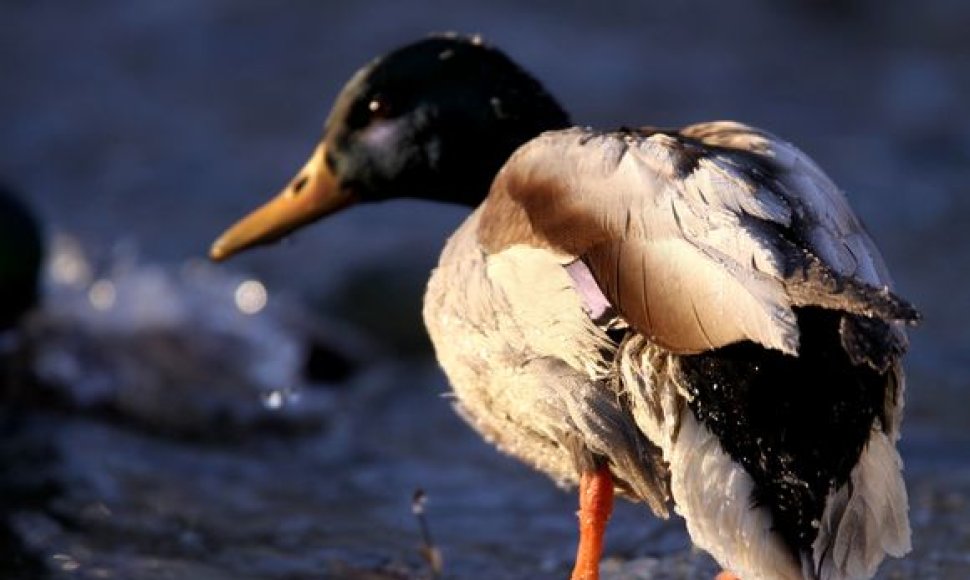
[570,465,614,580]
[715,572,741,580]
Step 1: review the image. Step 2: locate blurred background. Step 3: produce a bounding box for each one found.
[1,1,969,578]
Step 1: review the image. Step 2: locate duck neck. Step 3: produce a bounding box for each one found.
[423,100,571,209]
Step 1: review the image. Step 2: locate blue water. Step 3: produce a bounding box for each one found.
[2,1,969,578]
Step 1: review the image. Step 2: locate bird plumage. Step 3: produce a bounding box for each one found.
[211,36,918,580]
[428,122,916,579]
[479,124,914,358]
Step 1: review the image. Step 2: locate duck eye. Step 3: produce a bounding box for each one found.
[367,97,391,118]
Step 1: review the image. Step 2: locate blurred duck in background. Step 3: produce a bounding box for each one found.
[0,182,359,439]
[211,35,918,580]
[0,183,43,333]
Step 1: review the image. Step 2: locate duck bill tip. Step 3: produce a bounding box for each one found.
[208,239,234,262]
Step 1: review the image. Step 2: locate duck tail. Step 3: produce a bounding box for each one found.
[809,429,911,580]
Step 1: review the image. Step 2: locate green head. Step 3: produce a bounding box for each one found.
[211,35,569,261]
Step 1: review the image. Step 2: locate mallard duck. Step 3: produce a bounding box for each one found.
[210,35,918,580]
[0,184,43,331]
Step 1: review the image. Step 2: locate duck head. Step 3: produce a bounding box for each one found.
[210,35,569,261]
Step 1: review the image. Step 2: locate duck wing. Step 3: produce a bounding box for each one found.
[479,122,917,365]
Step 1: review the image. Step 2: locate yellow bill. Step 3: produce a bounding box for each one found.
[209,144,354,262]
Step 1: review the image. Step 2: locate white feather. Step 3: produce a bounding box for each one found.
[621,336,803,579]
[425,209,651,494]
[811,430,911,580]
[485,245,612,377]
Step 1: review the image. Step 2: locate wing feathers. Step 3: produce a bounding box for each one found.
[585,239,799,354]
[782,243,919,323]
[480,124,917,357]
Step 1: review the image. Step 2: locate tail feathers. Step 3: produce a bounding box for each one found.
[670,414,803,580]
[810,430,911,580]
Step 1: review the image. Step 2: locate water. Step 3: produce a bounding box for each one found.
[2,1,969,578]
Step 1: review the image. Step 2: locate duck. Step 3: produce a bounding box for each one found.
[0,183,43,332]
[209,35,919,580]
